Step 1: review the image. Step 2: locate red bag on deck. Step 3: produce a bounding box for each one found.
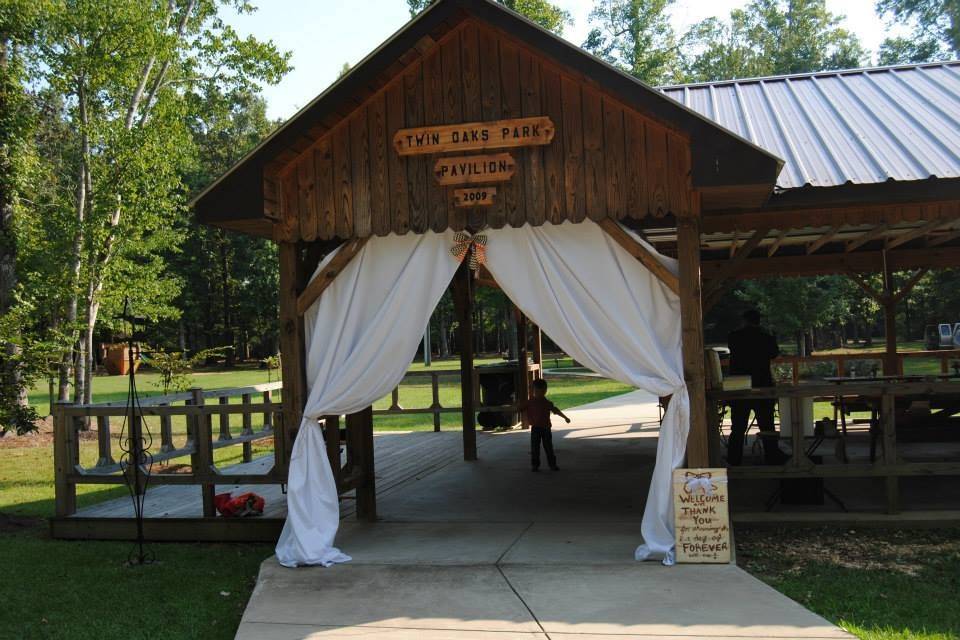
[214,492,265,517]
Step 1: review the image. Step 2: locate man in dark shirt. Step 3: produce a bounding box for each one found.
[521,378,570,471]
[727,309,789,465]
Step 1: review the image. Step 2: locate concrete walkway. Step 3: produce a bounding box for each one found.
[236,391,851,640]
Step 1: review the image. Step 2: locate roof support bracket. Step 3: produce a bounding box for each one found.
[598,219,680,297]
[296,237,370,315]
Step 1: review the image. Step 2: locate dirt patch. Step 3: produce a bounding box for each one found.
[736,526,960,577]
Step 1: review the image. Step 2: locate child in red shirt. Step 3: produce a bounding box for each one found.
[520,378,570,471]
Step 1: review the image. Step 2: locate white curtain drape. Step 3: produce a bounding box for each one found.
[483,220,688,564]
[275,229,461,568]
[275,220,688,568]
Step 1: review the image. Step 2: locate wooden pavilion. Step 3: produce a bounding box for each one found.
[51,0,960,541]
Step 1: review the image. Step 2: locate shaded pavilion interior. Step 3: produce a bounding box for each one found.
[192,0,960,526]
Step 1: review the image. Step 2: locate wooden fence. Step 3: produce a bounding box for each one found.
[373,364,542,430]
[722,349,960,384]
[53,382,284,519]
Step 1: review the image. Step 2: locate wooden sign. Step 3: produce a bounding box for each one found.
[673,468,731,564]
[434,153,516,186]
[453,187,497,207]
[394,116,555,156]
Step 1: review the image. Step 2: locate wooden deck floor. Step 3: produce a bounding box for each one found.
[68,430,477,521]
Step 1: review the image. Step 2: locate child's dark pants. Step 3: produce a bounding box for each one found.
[531,426,557,469]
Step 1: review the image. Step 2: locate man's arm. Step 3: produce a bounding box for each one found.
[551,403,571,424]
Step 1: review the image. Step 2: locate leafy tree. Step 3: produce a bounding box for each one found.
[20,1,290,406]
[176,90,280,363]
[582,0,682,85]
[682,0,867,82]
[876,0,959,61]
[735,276,854,355]
[407,0,571,35]
[147,345,227,395]
[878,35,946,63]
[0,0,48,433]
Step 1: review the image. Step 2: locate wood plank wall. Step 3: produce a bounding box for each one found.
[276,21,692,242]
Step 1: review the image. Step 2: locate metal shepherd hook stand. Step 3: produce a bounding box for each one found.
[117,298,155,565]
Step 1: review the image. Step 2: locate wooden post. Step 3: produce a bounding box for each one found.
[189,388,215,517]
[263,390,273,429]
[241,393,253,463]
[881,391,900,514]
[218,396,232,441]
[95,415,115,467]
[431,372,442,432]
[532,324,543,379]
[677,212,710,468]
[453,261,477,460]
[348,407,376,521]
[882,251,899,376]
[278,242,308,476]
[323,414,341,489]
[53,403,77,517]
[515,305,529,428]
[159,405,174,453]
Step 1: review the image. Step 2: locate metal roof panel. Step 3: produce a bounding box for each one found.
[659,61,960,191]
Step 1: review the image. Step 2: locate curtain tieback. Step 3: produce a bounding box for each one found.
[450,232,487,273]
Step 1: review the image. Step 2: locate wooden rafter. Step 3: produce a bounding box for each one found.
[928,227,960,247]
[847,271,885,303]
[598,219,680,297]
[702,245,960,280]
[703,227,771,312]
[886,218,954,250]
[846,224,888,252]
[767,228,788,257]
[296,237,369,315]
[891,268,929,304]
[806,225,841,254]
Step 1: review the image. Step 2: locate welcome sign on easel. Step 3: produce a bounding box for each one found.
[673,468,731,563]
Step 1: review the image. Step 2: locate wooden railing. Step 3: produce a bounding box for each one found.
[722,349,960,384]
[53,382,283,518]
[709,380,960,514]
[373,364,543,430]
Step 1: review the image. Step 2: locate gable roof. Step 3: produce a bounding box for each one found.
[659,61,960,192]
[192,0,783,230]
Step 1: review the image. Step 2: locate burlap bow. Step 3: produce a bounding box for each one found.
[450,231,487,273]
[683,471,716,496]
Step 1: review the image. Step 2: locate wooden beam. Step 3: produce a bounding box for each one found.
[928,227,960,247]
[847,271,885,304]
[702,227,770,311]
[296,237,369,315]
[347,406,376,521]
[278,242,308,475]
[846,224,887,252]
[891,267,929,305]
[452,261,477,461]
[677,213,709,468]
[701,199,960,234]
[882,252,898,376]
[729,230,738,258]
[767,228,788,257]
[806,225,841,254]
[701,245,960,280]
[885,218,953,250]
[598,219,680,296]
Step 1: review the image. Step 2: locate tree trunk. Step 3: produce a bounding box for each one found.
[439,306,449,357]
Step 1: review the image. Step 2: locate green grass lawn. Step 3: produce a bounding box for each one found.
[737,527,960,640]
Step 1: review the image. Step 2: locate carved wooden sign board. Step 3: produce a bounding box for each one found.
[393,116,555,207]
[673,468,731,564]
